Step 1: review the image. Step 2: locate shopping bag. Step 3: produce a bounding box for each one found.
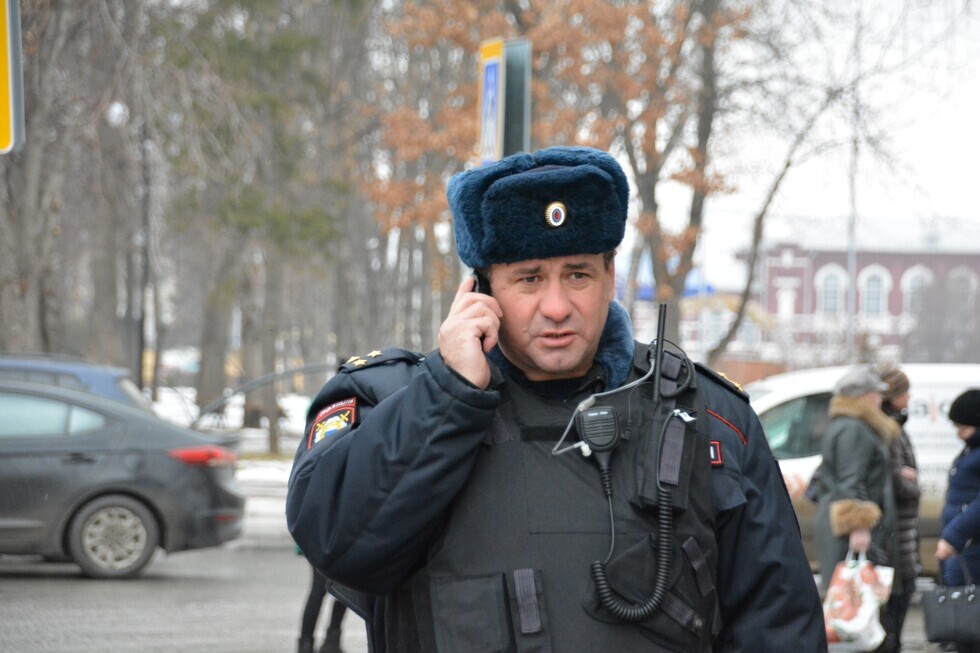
[922,554,980,643]
[822,550,895,652]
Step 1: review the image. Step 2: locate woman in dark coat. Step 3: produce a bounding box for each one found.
[877,364,920,653]
[936,389,980,653]
[815,366,900,594]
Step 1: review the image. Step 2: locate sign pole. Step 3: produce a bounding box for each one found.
[0,0,25,154]
[502,39,530,157]
[478,39,505,166]
[478,38,531,165]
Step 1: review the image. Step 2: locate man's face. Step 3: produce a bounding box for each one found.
[487,253,615,382]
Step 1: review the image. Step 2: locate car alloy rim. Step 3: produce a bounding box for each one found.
[81,505,148,570]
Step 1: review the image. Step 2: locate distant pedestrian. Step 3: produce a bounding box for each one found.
[298,559,347,653]
[814,366,899,594]
[876,363,920,653]
[935,389,980,653]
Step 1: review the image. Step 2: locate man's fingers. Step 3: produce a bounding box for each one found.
[482,331,499,353]
[454,277,475,302]
[451,277,503,319]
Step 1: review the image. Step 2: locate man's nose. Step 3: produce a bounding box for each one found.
[539,279,573,321]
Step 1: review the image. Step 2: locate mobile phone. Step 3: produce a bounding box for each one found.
[473,271,492,296]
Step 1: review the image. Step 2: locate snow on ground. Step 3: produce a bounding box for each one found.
[152,387,311,460]
[153,387,311,434]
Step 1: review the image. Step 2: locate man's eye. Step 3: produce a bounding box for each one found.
[520,275,540,284]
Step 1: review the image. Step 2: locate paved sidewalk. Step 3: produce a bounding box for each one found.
[235,458,295,548]
[234,457,371,652]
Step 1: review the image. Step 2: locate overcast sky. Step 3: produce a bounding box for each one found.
[654,6,980,291]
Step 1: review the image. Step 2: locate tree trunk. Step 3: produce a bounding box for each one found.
[196,244,241,414]
[262,251,284,455]
[419,225,435,350]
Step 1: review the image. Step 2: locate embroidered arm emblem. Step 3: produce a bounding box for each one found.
[306,397,357,449]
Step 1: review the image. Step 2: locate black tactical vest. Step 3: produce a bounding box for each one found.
[384,344,719,652]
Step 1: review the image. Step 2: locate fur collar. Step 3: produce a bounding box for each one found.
[489,300,635,390]
[593,301,634,389]
[830,395,901,443]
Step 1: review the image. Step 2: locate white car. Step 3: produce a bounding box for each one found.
[747,364,980,575]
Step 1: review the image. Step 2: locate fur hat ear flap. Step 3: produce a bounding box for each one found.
[829,499,882,537]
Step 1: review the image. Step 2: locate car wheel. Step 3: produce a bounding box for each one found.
[67,495,159,579]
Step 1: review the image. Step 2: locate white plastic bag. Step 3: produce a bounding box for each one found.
[823,550,894,652]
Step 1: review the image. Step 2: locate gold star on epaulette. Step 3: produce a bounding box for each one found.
[352,358,368,367]
[345,355,359,364]
[367,350,383,358]
[719,371,744,393]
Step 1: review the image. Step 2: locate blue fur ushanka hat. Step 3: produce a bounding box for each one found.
[448,146,629,269]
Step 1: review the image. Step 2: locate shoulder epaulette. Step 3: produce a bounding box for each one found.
[694,362,749,403]
[338,347,425,373]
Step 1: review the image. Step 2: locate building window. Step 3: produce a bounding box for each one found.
[856,265,892,318]
[906,274,926,314]
[818,275,840,314]
[863,274,884,316]
[901,265,934,315]
[948,268,978,307]
[814,264,847,316]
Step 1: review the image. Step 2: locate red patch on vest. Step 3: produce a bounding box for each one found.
[709,440,723,467]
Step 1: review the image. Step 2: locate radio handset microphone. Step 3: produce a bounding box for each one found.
[577,406,620,494]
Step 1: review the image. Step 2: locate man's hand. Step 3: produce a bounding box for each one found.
[438,277,502,389]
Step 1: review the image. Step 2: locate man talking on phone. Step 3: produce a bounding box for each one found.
[288,146,826,653]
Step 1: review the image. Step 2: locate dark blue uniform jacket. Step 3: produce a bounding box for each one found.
[287,347,826,652]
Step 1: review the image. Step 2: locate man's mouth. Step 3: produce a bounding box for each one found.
[539,332,575,346]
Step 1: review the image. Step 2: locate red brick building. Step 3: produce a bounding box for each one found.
[741,243,980,367]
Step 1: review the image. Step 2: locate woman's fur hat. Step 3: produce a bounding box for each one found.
[875,363,910,402]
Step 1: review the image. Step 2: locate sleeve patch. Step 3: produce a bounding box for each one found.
[709,440,724,467]
[306,397,357,449]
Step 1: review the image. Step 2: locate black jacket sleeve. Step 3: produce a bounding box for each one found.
[286,351,500,595]
[889,431,921,502]
[700,376,828,653]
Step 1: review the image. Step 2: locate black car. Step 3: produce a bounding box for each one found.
[0,379,245,578]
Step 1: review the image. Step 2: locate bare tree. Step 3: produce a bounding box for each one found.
[706,0,975,366]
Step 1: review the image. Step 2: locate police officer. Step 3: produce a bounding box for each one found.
[287,146,826,652]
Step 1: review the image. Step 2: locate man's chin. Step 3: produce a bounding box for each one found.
[524,350,590,380]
